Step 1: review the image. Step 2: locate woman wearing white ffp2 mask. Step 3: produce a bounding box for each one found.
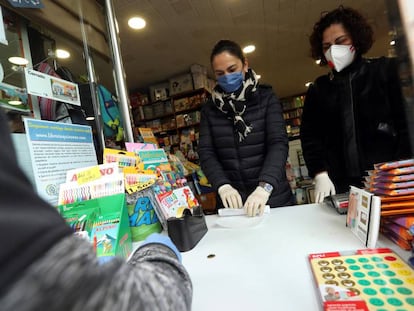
[324,44,356,72]
[300,6,411,203]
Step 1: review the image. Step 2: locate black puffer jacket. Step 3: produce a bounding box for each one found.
[199,84,294,208]
[300,56,411,193]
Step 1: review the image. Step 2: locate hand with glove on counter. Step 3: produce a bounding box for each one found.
[314,171,336,203]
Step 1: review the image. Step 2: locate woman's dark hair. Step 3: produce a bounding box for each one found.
[309,6,374,65]
[210,39,246,64]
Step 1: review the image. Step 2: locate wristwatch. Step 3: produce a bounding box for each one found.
[259,182,273,194]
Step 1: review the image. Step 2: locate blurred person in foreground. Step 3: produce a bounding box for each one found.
[0,108,192,311]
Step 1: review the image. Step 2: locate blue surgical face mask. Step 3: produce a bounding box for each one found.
[217,71,244,93]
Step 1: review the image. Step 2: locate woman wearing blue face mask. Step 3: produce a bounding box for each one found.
[198,39,295,216]
[300,6,411,203]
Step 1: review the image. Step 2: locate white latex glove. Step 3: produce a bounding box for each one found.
[218,184,243,209]
[314,171,336,203]
[244,186,270,217]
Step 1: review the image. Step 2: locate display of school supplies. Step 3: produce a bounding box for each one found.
[103,148,141,168]
[365,159,414,251]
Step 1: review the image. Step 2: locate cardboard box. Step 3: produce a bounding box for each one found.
[176,114,185,128]
[143,105,154,119]
[192,73,208,90]
[130,92,149,108]
[174,97,189,112]
[149,82,169,102]
[190,63,207,75]
[152,101,165,117]
[169,74,193,95]
[164,100,173,114]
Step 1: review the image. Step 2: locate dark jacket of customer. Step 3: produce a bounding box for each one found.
[199,84,293,208]
[0,108,192,311]
[300,56,411,193]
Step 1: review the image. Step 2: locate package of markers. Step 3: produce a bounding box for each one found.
[381,220,413,241]
[58,175,124,205]
[374,158,414,171]
[373,187,414,196]
[365,173,414,183]
[388,215,414,228]
[376,166,414,176]
[103,148,141,168]
[90,213,121,257]
[370,180,414,190]
[380,225,413,250]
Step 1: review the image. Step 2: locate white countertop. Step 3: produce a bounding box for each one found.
[181,203,411,311]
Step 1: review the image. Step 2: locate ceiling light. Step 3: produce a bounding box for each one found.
[315,59,321,65]
[8,56,29,66]
[256,74,261,79]
[55,49,70,59]
[305,82,312,87]
[243,45,255,54]
[8,100,22,105]
[128,17,146,30]
[86,116,95,121]
[390,40,396,46]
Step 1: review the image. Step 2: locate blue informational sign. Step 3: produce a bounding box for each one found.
[6,0,44,9]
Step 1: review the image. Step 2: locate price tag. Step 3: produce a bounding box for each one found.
[76,166,101,185]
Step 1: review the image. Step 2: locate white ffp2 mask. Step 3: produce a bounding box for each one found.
[324,45,355,72]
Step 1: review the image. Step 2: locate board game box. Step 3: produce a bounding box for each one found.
[309,248,414,311]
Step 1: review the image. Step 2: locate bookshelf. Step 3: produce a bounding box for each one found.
[132,88,210,160]
[280,94,305,140]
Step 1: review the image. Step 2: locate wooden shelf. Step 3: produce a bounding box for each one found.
[142,112,175,122]
[177,122,200,130]
[134,88,209,151]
